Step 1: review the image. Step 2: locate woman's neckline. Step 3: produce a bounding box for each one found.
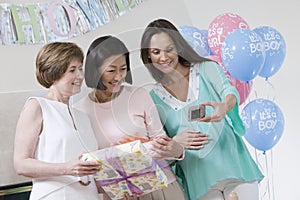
[40,96,69,106]
[89,86,125,104]
[161,67,191,102]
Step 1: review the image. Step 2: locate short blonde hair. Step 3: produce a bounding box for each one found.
[36,42,84,88]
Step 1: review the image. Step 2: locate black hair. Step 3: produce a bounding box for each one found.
[85,35,132,89]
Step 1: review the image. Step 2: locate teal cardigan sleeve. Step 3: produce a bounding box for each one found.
[200,61,245,136]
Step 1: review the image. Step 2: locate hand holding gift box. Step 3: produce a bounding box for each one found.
[82,140,169,200]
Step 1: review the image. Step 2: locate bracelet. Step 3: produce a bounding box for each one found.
[79,180,91,186]
[78,176,91,186]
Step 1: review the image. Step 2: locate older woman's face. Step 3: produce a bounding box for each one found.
[99,54,127,93]
[52,59,84,96]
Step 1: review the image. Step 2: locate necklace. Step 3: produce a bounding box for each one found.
[67,104,91,186]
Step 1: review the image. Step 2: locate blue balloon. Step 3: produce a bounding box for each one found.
[241,98,284,152]
[178,25,211,57]
[253,26,286,78]
[221,29,265,82]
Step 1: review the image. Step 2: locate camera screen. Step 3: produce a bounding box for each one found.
[191,109,200,119]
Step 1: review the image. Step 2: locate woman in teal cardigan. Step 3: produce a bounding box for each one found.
[140,19,264,200]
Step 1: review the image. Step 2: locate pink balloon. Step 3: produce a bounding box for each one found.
[208,55,222,64]
[209,55,252,105]
[208,55,230,78]
[208,13,249,57]
[229,76,252,105]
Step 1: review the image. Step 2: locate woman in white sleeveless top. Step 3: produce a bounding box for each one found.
[13,42,101,200]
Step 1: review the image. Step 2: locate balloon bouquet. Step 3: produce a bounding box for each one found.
[217,18,286,152]
[179,13,254,105]
[179,12,286,152]
[179,12,287,200]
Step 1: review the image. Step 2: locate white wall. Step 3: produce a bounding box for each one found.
[0,0,299,199]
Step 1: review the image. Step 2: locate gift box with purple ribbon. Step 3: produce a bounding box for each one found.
[82,140,168,200]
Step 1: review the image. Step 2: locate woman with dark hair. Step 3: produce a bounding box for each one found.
[74,35,187,200]
[84,35,132,90]
[140,19,264,200]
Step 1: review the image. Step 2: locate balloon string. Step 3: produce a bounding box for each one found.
[246,78,277,102]
[270,150,276,200]
[265,152,271,200]
[264,150,276,200]
[255,149,276,200]
[241,80,251,105]
[265,78,276,101]
[255,149,264,177]
[255,149,265,200]
[252,81,259,100]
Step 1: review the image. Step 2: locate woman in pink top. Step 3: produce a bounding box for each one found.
[74,36,187,200]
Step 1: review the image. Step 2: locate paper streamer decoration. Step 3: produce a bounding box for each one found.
[0,0,146,45]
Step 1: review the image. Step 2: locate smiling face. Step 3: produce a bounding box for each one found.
[99,54,127,94]
[148,32,180,75]
[52,59,84,96]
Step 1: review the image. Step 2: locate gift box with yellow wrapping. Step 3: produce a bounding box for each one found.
[82,140,169,200]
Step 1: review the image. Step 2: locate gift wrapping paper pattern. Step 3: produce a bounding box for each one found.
[82,140,168,200]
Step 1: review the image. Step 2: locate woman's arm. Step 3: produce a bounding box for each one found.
[135,88,184,159]
[13,99,100,179]
[199,62,239,122]
[200,94,237,122]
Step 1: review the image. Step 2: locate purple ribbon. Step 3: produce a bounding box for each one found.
[95,146,170,196]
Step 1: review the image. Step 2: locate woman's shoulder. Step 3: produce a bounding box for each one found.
[123,85,150,95]
[73,94,91,105]
[123,85,154,102]
[193,61,223,76]
[72,94,92,113]
[194,60,219,69]
[20,97,42,118]
[25,97,41,109]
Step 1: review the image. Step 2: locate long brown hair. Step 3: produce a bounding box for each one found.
[140,19,211,82]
